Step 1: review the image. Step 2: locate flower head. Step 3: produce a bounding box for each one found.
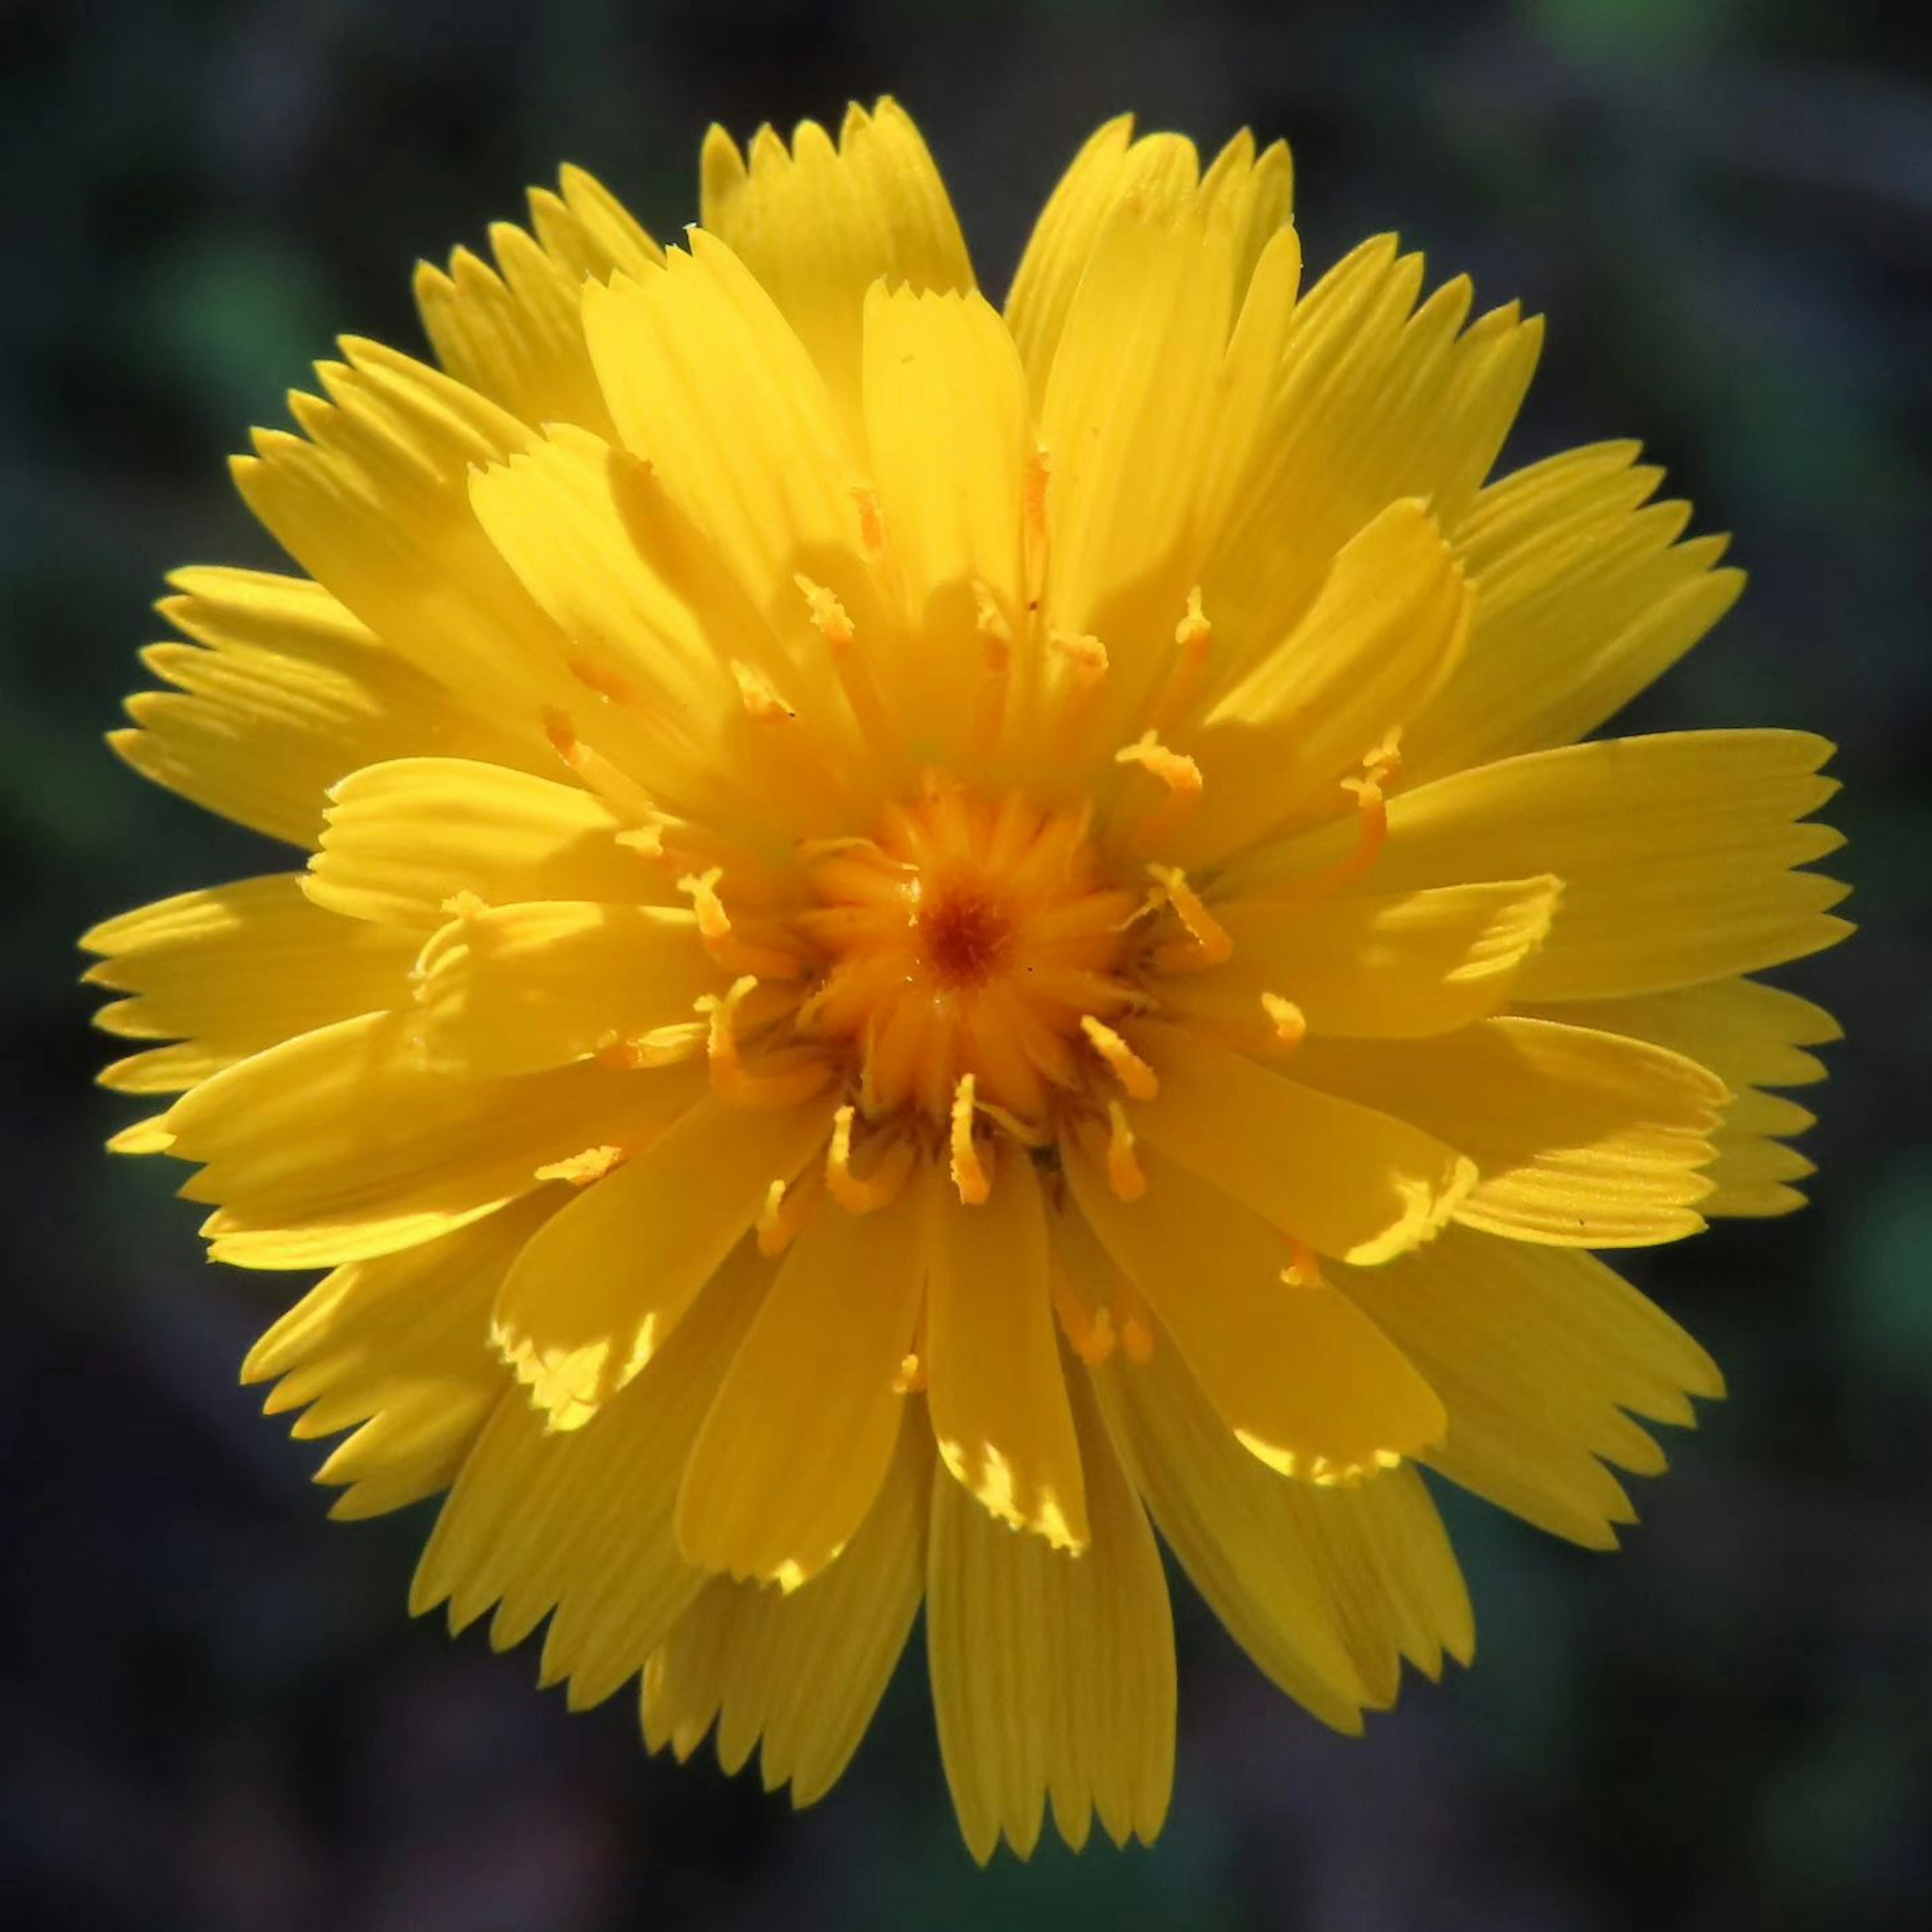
[85,102,1848,1859]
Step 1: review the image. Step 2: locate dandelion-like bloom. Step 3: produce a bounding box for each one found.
[86,103,1849,1858]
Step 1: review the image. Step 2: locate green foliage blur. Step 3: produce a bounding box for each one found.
[5,2,1926,1927]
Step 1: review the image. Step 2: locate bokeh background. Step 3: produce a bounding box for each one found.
[6,0,1928,1925]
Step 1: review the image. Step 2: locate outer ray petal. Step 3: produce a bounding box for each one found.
[1337,1226,1724,1548]
[162,1011,703,1268]
[1175,498,1472,862]
[1063,1134,1446,1481]
[243,1196,552,1518]
[414,900,716,1078]
[1233,730,1849,996]
[410,1238,771,1702]
[642,1403,930,1803]
[1164,876,1560,1042]
[675,1171,929,1588]
[84,874,417,1093]
[1402,441,1744,784]
[1128,1022,1475,1266]
[490,1089,835,1429]
[111,569,536,848]
[1292,1017,1729,1246]
[700,99,973,435]
[308,757,665,928]
[416,165,663,437]
[926,1374,1174,1862]
[927,1152,1088,1550]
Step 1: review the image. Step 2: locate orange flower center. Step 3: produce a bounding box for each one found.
[793,776,1141,1123]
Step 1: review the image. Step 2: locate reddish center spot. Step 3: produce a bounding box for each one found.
[919,879,1015,990]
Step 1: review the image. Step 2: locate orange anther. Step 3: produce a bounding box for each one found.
[1080,1017,1160,1101]
[949,1074,992,1204]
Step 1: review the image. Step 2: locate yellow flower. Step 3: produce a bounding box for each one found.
[84,102,1848,1859]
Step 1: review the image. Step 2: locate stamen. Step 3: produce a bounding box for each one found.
[1050,1265,1118,1367]
[949,1074,992,1205]
[1081,1017,1160,1101]
[1110,1270,1157,1364]
[592,1021,706,1070]
[756,1171,820,1257]
[440,889,491,921]
[1280,1235,1323,1289]
[1114,730,1203,797]
[730,659,794,722]
[567,656,633,704]
[1050,629,1109,688]
[850,482,886,559]
[696,976,831,1110]
[1260,993,1307,1051]
[678,867,803,980]
[1104,1097,1148,1201]
[534,1144,625,1186]
[825,1104,916,1213]
[1147,863,1234,972]
[540,706,661,822]
[892,1302,930,1394]
[1147,587,1214,731]
[1282,730,1403,902]
[797,573,894,755]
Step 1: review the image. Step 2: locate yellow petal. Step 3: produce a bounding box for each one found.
[410,1238,770,1701]
[307,757,663,929]
[1236,729,1848,997]
[1164,876,1560,1042]
[233,339,581,731]
[1006,121,1291,405]
[641,1404,929,1802]
[1402,441,1744,784]
[926,1375,1173,1862]
[467,426,771,825]
[163,1010,702,1268]
[1036,196,1237,649]
[490,1089,834,1429]
[1128,1022,1475,1265]
[1337,1226,1723,1548]
[1291,1017,1729,1247]
[582,234,875,636]
[416,900,715,1078]
[677,1167,930,1588]
[1202,240,1540,656]
[244,1196,550,1519]
[1516,975,1841,1093]
[927,1152,1088,1551]
[1176,498,1471,862]
[112,568,533,847]
[1093,1328,1472,1712]
[85,873,417,1093]
[415,166,662,436]
[1063,1132,1447,1479]
[700,99,973,436]
[858,284,1030,750]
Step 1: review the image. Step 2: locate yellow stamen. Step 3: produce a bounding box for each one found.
[1051,629,1109,688]
[797,573,895,757]
[1148,863,1234,972]
[850,482,886,559]
[949,1074,992,1204]
[1104,1097,1147,1201]
[730,658,794,723]
[534,1144,625,1186]
[1148,586,1214,731]
[1281,1235,1323,1289]
[1260,993,1307,1051]
[1081,1017,1160,1101]
[756,1171,820,1257]
[1114,730,1203,797]
[696,976,830,1110]
[540,706,661,822]
[825,1105,916,1213]
[567,656,633,704]
[1109,1269,1157,1364]
[678,867,803,980]
[1282,730,1404,902]
[592,1021,706,1070]
[440,888,490,922]
[1050,1265,1117,1367]
[892,1302,930,1394]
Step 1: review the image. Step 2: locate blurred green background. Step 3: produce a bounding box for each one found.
[5,1,1927,1926]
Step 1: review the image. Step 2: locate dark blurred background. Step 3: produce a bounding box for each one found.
[5,1,1928,1926]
